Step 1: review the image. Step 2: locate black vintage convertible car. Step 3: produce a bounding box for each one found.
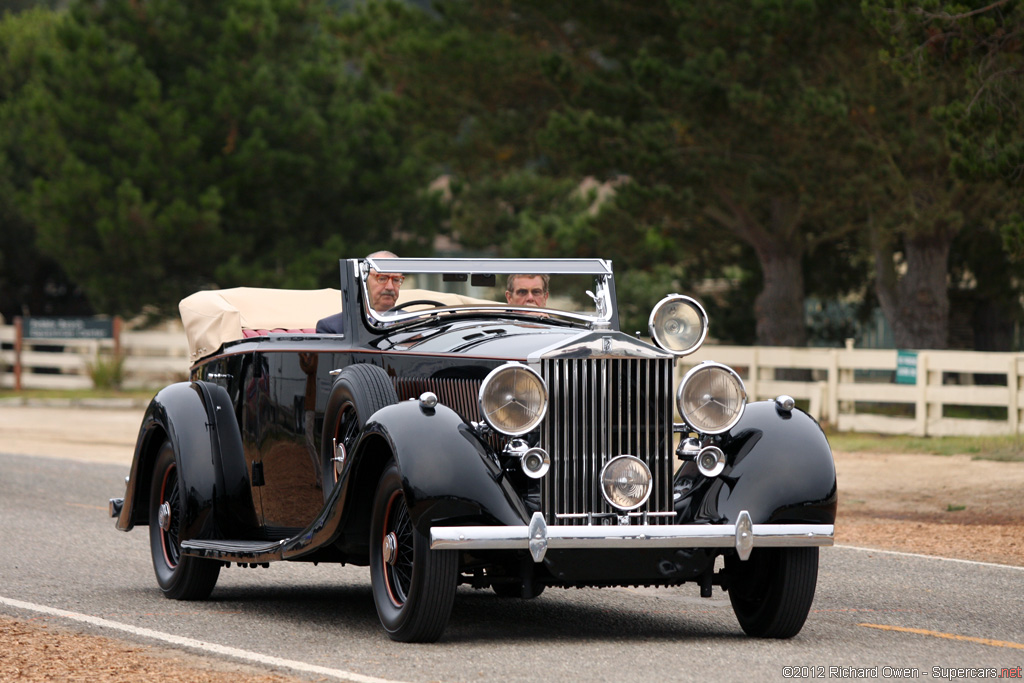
[110,256,835,642]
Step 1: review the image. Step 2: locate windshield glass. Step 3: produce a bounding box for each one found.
[360,257,614,326]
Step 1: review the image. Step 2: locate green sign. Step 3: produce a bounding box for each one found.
[895,350,917,384]
[24,316,114,340]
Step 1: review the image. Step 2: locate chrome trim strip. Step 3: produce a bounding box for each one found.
[528,330,673,363]
[555,511,676,520]
[430,511,834,563]
[368,257,613,276]
[369,303,604,327]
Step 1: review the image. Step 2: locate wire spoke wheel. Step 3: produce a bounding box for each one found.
[370,461,457,642]
[321,364,397,501]
[147,441,220,600]
[328,402,361,488]
[382,490,415,606]
[158,465,182,568]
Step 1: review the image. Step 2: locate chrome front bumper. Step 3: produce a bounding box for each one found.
[430,510,834,562]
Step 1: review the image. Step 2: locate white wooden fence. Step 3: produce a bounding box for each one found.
[3,321,1023,437]
[681,346,1024,437]
[0,323,190,391]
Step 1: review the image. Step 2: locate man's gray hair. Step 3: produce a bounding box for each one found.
[506,274,550,292]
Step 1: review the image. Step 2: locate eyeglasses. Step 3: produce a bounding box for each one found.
[373,274,405,286]
[514,288,547,298]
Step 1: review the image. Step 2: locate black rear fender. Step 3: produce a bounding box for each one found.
[115,381,256,539]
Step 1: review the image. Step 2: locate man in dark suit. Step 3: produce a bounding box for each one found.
[316,251,402,333]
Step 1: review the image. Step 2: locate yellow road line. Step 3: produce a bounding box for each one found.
[859,623,1024,649]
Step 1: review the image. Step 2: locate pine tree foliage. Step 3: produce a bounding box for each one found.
[6,0,440,316]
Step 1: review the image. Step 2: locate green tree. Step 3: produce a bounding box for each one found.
[336,1,872,342]
[337,0,565,174]
[332,0,570,242]
[862,0,1024,258]
[507,1,869,346]
[327,1,1022,348]
[853,1,1021,348]
[948,216,1024,350]
[849,65,965,349]
[12,0,440,317]
[0,0,65,15]
[0,7,90,321]
[482,0,1013,349]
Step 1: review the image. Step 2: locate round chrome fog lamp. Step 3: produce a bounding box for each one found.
[599,455,653,511]
[695,445,727,478]
[649,295,708,356]
[521,448,550,479]
[677,361,747,434]
[479,363,548,435]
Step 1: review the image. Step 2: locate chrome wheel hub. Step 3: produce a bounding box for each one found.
[332,441,347,480]
[382,531,398,566]
[158,502,172,532]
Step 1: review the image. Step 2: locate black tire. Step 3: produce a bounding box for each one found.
[726,547,819,639]
[148,441,220,600]
[321,364,398,501]
[369,461,458,642]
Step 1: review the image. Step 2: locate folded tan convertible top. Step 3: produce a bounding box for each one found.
[179,287,341,361]
[179,287,497,362]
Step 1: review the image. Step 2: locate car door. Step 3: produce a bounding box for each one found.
[252,349,325,535]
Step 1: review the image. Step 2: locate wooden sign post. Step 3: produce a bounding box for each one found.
[12,316,122,391]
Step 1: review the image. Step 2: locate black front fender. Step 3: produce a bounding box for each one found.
[682,400,837,526]
[353,400,531,536]
[114,381,256,539]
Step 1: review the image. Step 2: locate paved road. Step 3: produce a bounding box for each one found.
[2,450,1023,682]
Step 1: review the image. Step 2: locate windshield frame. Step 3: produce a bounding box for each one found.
[360,257,616,330]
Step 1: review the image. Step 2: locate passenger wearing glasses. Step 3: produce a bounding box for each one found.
[505,274,549,308]
[316,250,402,333]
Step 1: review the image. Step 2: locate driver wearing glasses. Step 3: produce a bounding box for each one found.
[505,274,549,308]
[316,250,402,333]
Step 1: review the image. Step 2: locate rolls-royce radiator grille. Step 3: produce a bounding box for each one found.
[539,357,675,525]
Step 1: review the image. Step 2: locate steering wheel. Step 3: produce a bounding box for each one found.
[391,299,446,312]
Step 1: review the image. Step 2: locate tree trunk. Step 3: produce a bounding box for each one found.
[753,244,808,347]
[875,232,953,350]
[706,194,808,348]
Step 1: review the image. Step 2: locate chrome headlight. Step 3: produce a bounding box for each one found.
[676,361,747,434]
[599,455,653,511]
[649,295,708,356]
[479,363,548,435]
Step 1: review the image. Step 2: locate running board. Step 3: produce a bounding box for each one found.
[181,538,289,563]
[181,477,349,563]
